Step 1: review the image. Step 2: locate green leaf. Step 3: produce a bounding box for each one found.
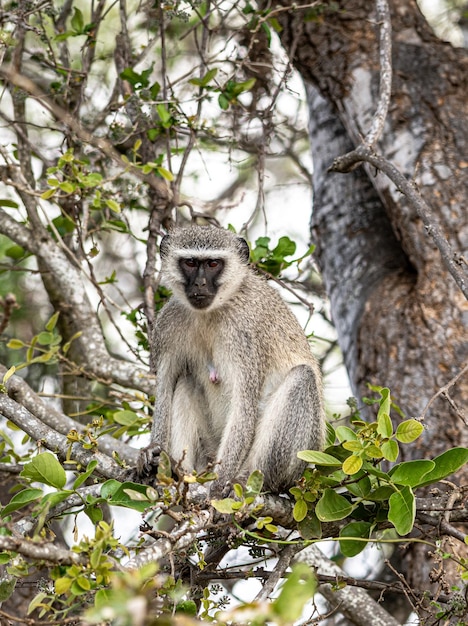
[246,469,264,495]
[377,387,391,418]
[156,103,171,125]
[45,311,60,332]
[120,67,145,88]
[298,512,322,540]
[84,505,103,524]
[27,592,48,615]
[2,365,16,385]
[0,199,19,208]
[325,422,336,446]
[5,245,25,259]
[100,479,121,499]
[346,475,371,498]
[21,452,66,489]
[73,460,98,490]
[272,236,296,258]
[380,439,399,462]
[395,419,424,443]
[102,481,151,512]
[293,499,308,522]
[55,576,71,595]
[81,173,103,187]
[52,215,76,236]
[7,338,26,350]
[1,488,43,517]
[335,426,357,442]
[41,490,72,509]
[112,410,138,426]
[36,331,54,345]
[389,459,435,487]
[297,450,342,466]
[315,489,354,522]
[377,412,393,438]
[157,451,172,480]
[218,93,230,110]
[230,78,256,96]
[156,166,174,181]
[59,181,75,193]
[273,563,316,622]
[342,441,362,453]
[339,522,372,557]
[369,485,395,501]
[41,188,56,200]
[71,7,84,33]
[211,498,239,514]
[150,82,160,99]
[366,443,384,458]
[388,486,415,535]
[260,21,272,46]
[416,447,468,487]
[176,600,198,616]
[0,578,16,602]
[342,455,363,475]
[189,68,218,87]
[268,16,283,33]
[105,199,121,213]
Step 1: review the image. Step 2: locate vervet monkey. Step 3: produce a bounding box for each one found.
[139,225,325,496]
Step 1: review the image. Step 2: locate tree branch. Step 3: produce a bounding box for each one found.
[330,146,468,300]
[0,395,127,479]
[0,536,82,566]
[327,0,468,300]
[364,0,392,148]
[0,68,172,202]
[295,544,402,626]
[1,365,139,466]
[0,208,154,394]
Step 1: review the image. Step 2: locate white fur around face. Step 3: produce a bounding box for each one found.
[162,246,249,313]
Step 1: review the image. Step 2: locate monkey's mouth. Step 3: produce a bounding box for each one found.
[188,294,214,309]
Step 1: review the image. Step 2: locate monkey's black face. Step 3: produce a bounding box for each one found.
[179,257,225,309]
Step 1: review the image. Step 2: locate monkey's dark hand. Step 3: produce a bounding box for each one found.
[136,442,162,478]
[209,477,236,501]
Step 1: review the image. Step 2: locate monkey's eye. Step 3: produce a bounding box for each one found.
[207,259,220,268]
[183,259,197,268]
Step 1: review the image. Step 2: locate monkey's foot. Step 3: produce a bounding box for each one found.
[136,443,162,478]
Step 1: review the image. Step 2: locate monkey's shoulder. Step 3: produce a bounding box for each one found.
[236,273,304,322]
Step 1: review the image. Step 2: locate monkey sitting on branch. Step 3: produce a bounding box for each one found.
[138,225,325,497]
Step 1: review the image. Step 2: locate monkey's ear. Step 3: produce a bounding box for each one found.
[237,237,250,264]
[160,235,171,258]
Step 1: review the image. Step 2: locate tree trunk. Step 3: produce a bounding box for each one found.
[269,0,468,604]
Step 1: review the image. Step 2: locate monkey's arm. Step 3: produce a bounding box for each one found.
[211,374,260,497]
[137,321,178,476]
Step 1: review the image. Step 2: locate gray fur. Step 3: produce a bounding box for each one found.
[141,225,326,495]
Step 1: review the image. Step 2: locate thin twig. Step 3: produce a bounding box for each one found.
[255,544,303,601]
[0,67,172,203]
[419,361,468,420]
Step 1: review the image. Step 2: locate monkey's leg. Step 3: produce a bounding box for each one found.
[244,364,323,493]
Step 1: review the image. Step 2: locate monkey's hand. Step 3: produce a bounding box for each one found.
[136,442,162,478]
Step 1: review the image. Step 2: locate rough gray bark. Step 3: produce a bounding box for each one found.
[263,0,468,614]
